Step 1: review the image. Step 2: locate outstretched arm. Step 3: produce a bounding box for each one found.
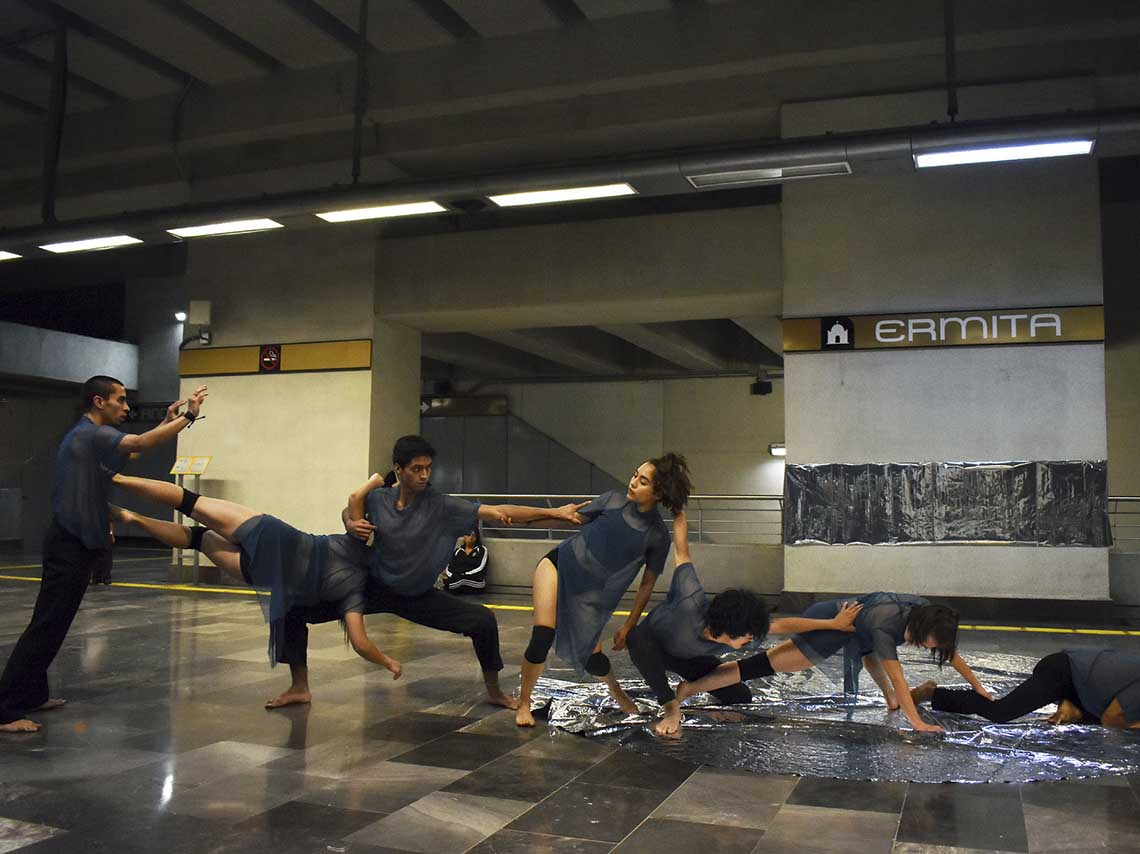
[672,511,692,568]
[478,501,588,527]
[118,385,208,454]
[343,612,401,679]
[613,568,659,651]
[770,601,862,635]
[950,652,992,699]
[881,658,943,733]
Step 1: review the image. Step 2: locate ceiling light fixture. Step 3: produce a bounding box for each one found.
[0,251,21,261]
[316,202,446,222]
[488,183,637,207]
[167,218,283,238]
[768,443,787,457]
[40,235,142,254]
[687,162,851,188]
[913,139,1094,169]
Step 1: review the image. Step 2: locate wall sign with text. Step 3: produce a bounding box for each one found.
[783,305,1104,353]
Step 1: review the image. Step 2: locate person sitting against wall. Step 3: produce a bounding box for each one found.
[673,591,990,734]
[442,528,489,593]
[626,510,862,735]
[913,647,1140,728]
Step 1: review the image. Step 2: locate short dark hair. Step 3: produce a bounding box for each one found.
[81,375,124,411]
[705,589,770,641]
[392,435,436,468]
[907,603,959,666]
[648,452,692,514]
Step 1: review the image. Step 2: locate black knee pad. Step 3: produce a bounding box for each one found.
[585,651,611,677]
[178,488,200,516]
[524,625,555,664]
[714,683,753,705]
[738,652,775,682]
[188,526,206,552]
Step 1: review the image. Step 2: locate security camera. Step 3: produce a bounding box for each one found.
[750,379,773,396]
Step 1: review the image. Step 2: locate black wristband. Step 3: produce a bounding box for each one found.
[182,410,197,423]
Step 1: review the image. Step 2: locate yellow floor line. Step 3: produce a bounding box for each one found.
[1,573,1139,636]
[0,556,167,572]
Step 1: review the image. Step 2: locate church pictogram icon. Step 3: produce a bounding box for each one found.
[821,317,855,349]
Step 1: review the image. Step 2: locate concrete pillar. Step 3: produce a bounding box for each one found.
[369,317,422,475]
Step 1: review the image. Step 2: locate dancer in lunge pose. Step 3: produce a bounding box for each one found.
[912,647,1140,728]
[1,378,206,733]
[269,435,586,712]
[626,510,862,735]
[674,592,989,734]
[108,477,401,679]
[516,454,691,727]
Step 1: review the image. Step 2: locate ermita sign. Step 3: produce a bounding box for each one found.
[783,305,1103,353]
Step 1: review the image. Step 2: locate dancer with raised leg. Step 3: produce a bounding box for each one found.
[109,477,401,679]
[516,454,691,727]
[0,378,206,734]
[269,435,587,711]
[674,592,989,733]
[912,647,1140,728]
[627,510,863,735]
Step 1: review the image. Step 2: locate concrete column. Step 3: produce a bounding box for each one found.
[369,318,421,475]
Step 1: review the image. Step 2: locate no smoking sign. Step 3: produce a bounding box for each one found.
[259,344,281,372]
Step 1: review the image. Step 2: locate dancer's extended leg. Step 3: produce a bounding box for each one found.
[112,475,258,541]
[588,644,638,714]
[111,506,244,580]
[517,558,557,727]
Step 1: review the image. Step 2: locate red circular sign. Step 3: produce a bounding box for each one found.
[260,344,281,372]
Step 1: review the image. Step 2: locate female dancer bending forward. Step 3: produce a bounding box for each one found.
[913,647,1140,728]
[675,592,989,733]
[111,475,400,677]
[517,454,691,727]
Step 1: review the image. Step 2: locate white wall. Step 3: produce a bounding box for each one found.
[490,375,785,495]
[782,158,1108,599]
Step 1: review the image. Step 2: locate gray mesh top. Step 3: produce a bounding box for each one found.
[1065,648,1140,720]
[642,562,731,660]
[553,490,670,671]
[52,417,129,549]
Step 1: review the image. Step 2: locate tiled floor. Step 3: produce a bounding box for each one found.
[2,551,1140,853]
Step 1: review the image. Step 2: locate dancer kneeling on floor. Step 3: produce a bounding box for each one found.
[913,648,1140,728]
[675,592,989,733]
[627,510,862,735]
[516,454,691,727]
[109,476,401,678]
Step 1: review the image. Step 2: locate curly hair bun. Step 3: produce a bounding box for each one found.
[648,452,692,513]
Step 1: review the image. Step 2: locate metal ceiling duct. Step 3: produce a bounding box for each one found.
[1,108,1138,255]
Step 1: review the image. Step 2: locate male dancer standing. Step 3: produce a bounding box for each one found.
[0,377,207,732]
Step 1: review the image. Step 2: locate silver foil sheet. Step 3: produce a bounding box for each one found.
[782,461,1110,546]
[535,651,1140,783]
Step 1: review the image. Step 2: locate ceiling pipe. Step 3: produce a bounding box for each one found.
[2,107,1138,252]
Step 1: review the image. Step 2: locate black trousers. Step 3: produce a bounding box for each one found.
[626,623,752,705]
[932,651,1088,723]
[0,520,102,724]
[278,583,503,672]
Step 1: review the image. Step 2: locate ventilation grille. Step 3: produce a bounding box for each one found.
[686,161,851,189]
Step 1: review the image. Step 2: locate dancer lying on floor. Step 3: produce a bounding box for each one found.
[109,478,401,678]
[913,647,1140,728]
[626,510,862,735]
[517,454,691,727]
[675,592,988,733]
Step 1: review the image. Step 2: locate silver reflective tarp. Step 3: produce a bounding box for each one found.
[534,651,1140,783]
[783,461,1110,546]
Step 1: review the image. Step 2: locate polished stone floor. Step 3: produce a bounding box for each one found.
[2,551,1140,853]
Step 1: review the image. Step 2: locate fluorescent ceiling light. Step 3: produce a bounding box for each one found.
[488,183,637,207]
[174,311,188,322]
[914,139,1094,169]
[40,235,142,254]
[768,443,787,457]
[687,162,850,188]
[316,201,446,222]
[0,251,21,261]
[167,218,282,238]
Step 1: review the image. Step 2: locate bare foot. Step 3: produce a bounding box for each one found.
[0,718,42,732]
[1046,698,1083,725]
[655,700,682,737]
[33,698,66,712]
[516,706,536,727]
[910,680,937,706]
[265,688,311,709]
[486,690,519,710]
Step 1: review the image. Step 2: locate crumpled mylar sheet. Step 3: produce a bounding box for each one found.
[534,651,1140,783]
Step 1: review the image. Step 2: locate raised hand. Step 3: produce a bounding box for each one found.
[186,385,209,416]
[556,501,589,525]
[164,398,188,423]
